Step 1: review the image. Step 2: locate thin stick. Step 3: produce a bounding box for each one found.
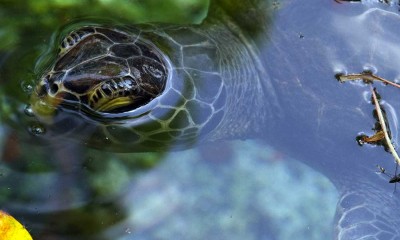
[370,86,400,165]
[337,73,400,88]
[377,165,393,179]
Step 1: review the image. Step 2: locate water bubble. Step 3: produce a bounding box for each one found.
[29,124,46,136]
[24,105,35,117]
[333,66,347,79]
[21,80,34,93]
[362,64,377,75]
[362,90,371,103]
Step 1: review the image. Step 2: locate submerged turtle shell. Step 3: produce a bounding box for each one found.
[31,25,234,151]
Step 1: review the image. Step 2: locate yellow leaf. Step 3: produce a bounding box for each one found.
[0,210,33,240]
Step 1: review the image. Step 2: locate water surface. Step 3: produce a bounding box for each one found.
[0,1,338,239]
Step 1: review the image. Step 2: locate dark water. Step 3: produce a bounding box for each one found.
[0,1,338,240]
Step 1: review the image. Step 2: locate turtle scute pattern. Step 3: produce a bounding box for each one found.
[32,26,227,151]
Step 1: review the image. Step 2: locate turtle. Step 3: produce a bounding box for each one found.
[11,0,400,239]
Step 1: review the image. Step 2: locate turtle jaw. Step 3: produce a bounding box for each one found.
[30,71,69,121]
[30,89,60,123]
[30,81,81,123]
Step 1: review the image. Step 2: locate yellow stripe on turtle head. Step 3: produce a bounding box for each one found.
[95,97,135,112]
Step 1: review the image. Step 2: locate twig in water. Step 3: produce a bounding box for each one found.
[377,164,400,192]
[370,86,400,166]
[377,165,400,183]
[336,71,400,88]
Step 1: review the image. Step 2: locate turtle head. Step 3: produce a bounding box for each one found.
[32,26,168,116]
[30,26,226,152]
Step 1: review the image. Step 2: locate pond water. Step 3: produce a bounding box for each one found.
[0,136,337,240]
[0,1,341,239]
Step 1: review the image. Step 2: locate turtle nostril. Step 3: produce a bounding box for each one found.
[49,83,59,95]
